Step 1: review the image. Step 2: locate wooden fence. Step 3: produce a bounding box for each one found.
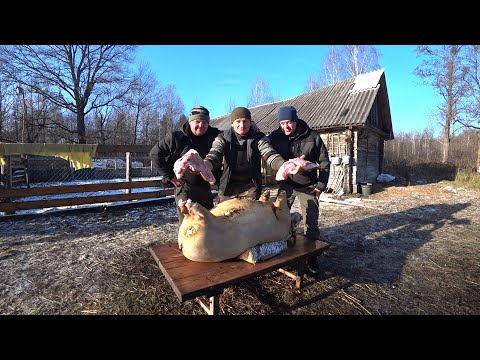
[0,145,168,215]
[0,179,175,214]
[0,144,229,216]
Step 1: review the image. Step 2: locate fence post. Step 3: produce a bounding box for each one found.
[0,162,5,188]
[8,156,13,189]
[2,156,15,215]
[69,162,75,181]
[126,152,131,194]
[24,155,30,188]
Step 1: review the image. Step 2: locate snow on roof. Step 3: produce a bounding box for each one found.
[349,69,383,93]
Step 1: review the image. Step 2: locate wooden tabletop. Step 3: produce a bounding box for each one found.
[149,235,330,302]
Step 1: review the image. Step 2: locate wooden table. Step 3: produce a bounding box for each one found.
[149,235,330,315]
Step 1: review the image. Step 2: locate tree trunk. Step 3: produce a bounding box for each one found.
[442,120,451,163]
[77,112,86,144]
[477,131,480,173]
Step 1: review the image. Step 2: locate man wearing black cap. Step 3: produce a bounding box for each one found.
[268,105,331,275]
[149,105,221,223]
[204,106,285,203]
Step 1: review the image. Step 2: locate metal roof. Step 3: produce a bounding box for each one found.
[210,69,392,136]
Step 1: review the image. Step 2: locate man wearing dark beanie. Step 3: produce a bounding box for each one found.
[149,105,221,223]
[277,105,298,123]
[268,105,331,275]
[204,106,286,203]
[230,106,252,123]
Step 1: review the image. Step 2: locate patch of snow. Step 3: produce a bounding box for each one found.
[377,173,396,182]
[439,186,469,194]
[350,69,383,93]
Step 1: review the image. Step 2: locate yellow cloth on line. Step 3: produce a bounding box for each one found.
[0,143,98,170]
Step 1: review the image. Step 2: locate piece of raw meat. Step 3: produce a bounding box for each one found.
[173,149,216,184]
[275,155,319,181]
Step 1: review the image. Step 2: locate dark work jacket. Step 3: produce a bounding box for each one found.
[268,118,330,190]
[149,122,222,187]
[205,126,274,196]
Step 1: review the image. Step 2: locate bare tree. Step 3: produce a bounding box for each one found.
[156,84,185,142]
[342,45,381,78]
[108,108,129,144]
[462,45,480,130]
[246,78,276,107]
[321,46,345,86]
[303,74,320,93]
[0,79,15,141]
[122,63,159,144]
[25,90,60,143]
[90,99,115,144]
[0,45,138,144]
[385,127,479,175]
[306,45,382,90]
[5,82,63,143]
[415,45,469,163]
[462,45,480,173]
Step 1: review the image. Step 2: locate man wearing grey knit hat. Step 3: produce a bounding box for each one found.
[188,105,210,123]
[204,106,286,203]
[268,105,331,276]
[149,105,221,223]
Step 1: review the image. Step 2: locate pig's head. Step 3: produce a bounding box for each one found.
[178,201,215,255]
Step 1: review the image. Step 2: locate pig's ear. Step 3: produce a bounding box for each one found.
[259,190,271,203]
[274,190,287,208]
[189,203,212,221]
[178,200,190,215]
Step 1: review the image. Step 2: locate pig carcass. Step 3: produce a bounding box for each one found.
[178,190,292,262]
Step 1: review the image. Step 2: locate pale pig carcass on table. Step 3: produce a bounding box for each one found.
[178,190,293,262]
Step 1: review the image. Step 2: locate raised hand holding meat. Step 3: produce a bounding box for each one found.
[173,149,216,184]
[275,155,320,181]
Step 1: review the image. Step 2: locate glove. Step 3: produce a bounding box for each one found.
[315,182,326,192]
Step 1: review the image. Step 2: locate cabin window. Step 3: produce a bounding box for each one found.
[368,99,379,127]
[327,133,348,157]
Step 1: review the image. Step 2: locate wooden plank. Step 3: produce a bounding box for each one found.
[0,182,214,199]
[149,236,330,303]
[0,181,217,213]
[0,180,166,198]
[0,190,171,212]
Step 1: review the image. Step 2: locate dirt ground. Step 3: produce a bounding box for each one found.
[1,181,479,315]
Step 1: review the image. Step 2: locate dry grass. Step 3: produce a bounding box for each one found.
[1,181,479,315]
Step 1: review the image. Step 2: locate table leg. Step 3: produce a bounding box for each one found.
[278,263,305,289]
[196,294,220,315]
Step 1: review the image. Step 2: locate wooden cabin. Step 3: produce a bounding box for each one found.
[210,69,394,194]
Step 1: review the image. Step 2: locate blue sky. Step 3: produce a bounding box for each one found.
[136,45,441,134]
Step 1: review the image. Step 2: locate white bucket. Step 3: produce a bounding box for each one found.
[331,157,341,165]
[361,183,372,195]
